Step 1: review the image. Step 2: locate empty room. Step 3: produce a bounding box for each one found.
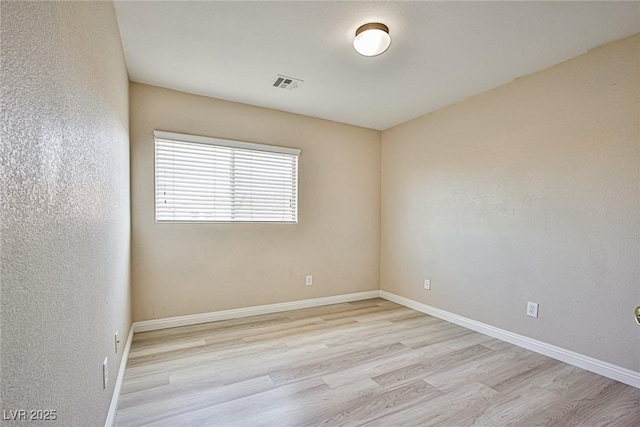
[1,1,639,426]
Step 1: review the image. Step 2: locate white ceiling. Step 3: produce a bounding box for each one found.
[114,1,640,131]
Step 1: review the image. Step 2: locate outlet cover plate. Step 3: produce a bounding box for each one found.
[424,279,431,290]
[306,275,313,286]
[527,302,539,318]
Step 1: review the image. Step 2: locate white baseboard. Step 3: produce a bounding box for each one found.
[379,291,640,389]
[125,289,639,390]
[133,291,380,333]
[104,323,134,427]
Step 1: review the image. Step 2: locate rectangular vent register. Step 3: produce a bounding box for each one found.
[273,75,303,91]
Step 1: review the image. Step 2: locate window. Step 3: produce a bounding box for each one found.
[154,131,300,223]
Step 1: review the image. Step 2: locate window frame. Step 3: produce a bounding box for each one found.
[153,130,300,224]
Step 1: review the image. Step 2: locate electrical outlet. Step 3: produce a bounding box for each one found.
[423,279,431,290]
[306,275,313,286]
[527,302,539,318]
[114,331,120,354]
[102,357,109,389]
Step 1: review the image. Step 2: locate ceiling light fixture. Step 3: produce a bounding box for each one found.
[353,22,391,57]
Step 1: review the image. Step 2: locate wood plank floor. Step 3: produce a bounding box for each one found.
[115,299,640,426]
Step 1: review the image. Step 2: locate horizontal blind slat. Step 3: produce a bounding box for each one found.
[157,181,296,193]
[156,140,297,159]
[156,169,296,182]
[156,152,296,169]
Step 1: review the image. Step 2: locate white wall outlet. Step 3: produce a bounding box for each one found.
[306,275,313,286]
[114,331,120,354]
[424,279,431,290]
[102,357,109,389]
[527,302,539,318]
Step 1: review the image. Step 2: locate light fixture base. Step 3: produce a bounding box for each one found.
[355,22,389,37]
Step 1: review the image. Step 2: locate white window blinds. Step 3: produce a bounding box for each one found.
[154,131,300,223]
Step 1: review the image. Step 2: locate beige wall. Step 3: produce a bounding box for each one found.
[130,83,380,321]
[381,34,640,371]
[1,2,131,426]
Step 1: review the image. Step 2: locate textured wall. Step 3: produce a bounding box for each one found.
[381,34,640,371]
[130,83,380,321]
[1,2,130,426]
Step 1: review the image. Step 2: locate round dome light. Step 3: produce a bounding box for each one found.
[353,22,391,57]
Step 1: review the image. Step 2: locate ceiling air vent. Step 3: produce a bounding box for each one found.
[273,75,303,91]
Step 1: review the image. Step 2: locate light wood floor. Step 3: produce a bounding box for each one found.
[115,299,640,426]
